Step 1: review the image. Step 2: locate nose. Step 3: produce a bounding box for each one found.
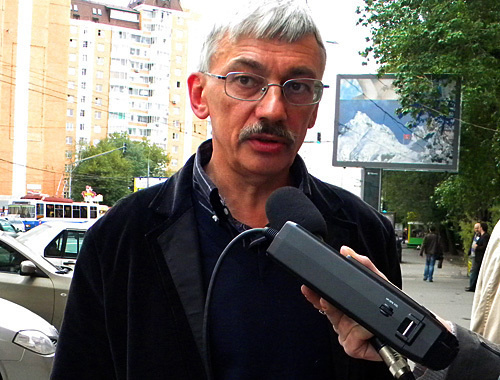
[255,84,287,122]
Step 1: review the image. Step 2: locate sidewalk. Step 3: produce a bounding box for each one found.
[399,246,474,329]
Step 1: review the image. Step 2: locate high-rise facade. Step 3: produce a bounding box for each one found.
[0,0,71,205]
[0,0,208,206]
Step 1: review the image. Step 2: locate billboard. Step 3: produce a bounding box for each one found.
[333,74,461,171]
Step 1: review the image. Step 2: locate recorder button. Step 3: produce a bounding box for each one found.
[379,304,394,317]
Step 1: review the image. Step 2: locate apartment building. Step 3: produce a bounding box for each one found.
[0,0,208,204]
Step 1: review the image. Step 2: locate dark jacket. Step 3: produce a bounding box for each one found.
[446,325,500,380]
[51,154,402,380]
[420,232,442,257]
[474,232,491,264]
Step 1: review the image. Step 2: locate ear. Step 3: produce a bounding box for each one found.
[307,105,319,129]
[188,73,210,119]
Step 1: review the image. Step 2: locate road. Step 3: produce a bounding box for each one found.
[400,246,475,329]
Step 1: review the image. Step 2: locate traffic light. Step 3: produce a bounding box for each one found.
[317,132,321,143]
[122,143,127,153]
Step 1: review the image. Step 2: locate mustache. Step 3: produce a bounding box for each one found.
[238,122,296,146]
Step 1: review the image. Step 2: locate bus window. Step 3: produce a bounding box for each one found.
[64,205,72,218]
[55,205,64,218]
[90,206,97,219]
[46,204,55,218]
[72,205,80,218]
[36,203,45,219]
[81,206,88,219]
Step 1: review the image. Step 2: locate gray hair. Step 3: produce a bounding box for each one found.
[198,0,326,72]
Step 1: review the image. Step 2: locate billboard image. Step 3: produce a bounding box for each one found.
[333,74,461,171]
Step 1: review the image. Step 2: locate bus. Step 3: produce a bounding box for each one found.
[407,221,427,248]
[7,196,109,231]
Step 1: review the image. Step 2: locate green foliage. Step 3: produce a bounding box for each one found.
[359,0,500,247]
[71,134,171,206]
[382,171,447,224]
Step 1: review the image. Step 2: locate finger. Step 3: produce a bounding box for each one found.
[340,246,388,281]
[301,285,322,311]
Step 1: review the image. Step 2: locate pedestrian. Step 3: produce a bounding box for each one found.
[303,246,500,380]
[466,222,490,292]
[467,222,480,284]
[50,1,401,379]
[471,219,500,342]
[420,225,442,282]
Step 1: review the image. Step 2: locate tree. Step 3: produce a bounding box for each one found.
[358,0,500,243]
[71,134,171,206]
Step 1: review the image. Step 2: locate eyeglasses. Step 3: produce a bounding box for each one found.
[204,72,328,106]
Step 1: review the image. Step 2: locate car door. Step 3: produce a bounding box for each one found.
[0,241,56,325]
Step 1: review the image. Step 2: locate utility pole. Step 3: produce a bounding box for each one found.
[68,144,127,199]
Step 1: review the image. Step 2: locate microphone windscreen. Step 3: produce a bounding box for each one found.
[265,186,327,238]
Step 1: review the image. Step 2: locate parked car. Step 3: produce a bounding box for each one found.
[0,219,19,238]
[1,218,25,233]
[16,221,94,267]
[0,297,58,380]
[0,232,72,330]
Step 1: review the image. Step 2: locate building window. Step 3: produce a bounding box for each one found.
[65,150,73,159]
[73,4,78,11]
[98,9,102,16]
[69,39,77,48]
[68,81,75,89]
[172,132,179,141]
[66,122,74,131]
[94,125,101,133]
[79,123,85,130]
[176,81,181,88]
[95,97,102,106]
[80,96,86,103]
[81,82,86,89]
[67,108,74,117]
[66,136,73,145]
[69,53,76,62]
[82,41,88,48]
[97,43,105,52]
[95,111,101,119]
[97,57,104,65]
[68,67,76,76]
[96,84,103,92]
[96,71,104,79]
[67,95,74,103]
[82,54,88,62]
[80,110,85,117]
[81,68,87,76]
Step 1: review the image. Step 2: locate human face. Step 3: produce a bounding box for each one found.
[474,223,480,234]
[199,35,325,179]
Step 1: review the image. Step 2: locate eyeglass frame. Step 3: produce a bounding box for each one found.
[203,71,329,106]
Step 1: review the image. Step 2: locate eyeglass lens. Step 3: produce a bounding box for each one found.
[224,72,323,105]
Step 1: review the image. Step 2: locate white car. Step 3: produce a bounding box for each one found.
[16,221,94,267]
[0,232,73,330]
[0,297,58,380]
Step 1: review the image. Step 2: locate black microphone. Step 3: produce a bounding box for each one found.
[265,186,327,238]
[264,187,457,376]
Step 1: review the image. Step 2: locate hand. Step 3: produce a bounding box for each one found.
[301,246,386,362]
[301,246,454,362]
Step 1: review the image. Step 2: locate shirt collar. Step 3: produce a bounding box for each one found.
[192,139,311,230]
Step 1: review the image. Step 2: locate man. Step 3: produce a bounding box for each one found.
[419,225,442,282]
[51,1,401,379]
[466,222,481,291]
[467,222,490,292]
[303,246,500,380]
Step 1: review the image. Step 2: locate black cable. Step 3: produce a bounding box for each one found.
[201,227,268,380]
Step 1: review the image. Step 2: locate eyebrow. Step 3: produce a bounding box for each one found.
[227,58,319,79]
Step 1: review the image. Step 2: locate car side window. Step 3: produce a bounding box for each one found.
[45,230,86,259]
[64,231,85,259]
[0,241,25,273]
